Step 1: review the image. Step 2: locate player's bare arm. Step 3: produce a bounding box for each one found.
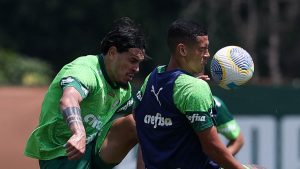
[60,87,86,160]
[227,132,245,156]
[197,126,245,169]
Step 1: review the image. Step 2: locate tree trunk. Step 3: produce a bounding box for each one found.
[268,0,282,85]
[231,0,259,83]
[179,0,200,18]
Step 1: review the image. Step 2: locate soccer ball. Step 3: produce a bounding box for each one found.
[210,46,254,90]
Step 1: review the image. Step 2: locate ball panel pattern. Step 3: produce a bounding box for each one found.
[210,46,254,90]
[210,57,223,84]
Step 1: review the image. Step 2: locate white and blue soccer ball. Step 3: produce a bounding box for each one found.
[210,46,254,90]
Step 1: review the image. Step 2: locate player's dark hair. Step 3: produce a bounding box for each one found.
[100,17,146,55]
[167,19,207,54]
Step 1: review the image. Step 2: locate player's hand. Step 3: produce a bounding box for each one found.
[65,132,86,160]
[197,74,210,81]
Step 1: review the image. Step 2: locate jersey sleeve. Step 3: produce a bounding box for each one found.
[174,75,215,132]
[59,59,99,97]
[60,76,89,99]
[217,120,241,140]
[213,96,241,140]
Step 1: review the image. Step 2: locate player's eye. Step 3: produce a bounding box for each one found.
[199,47,208,52]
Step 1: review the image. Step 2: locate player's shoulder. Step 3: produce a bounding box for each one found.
[72,55,98,65]
[176,74,210,91]
[174,74,212,102]
[61,55,100,76]
[142,66,163,86]
[173,74,214,114]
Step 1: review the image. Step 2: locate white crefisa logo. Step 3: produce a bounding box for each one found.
[83,114,102,130]
[117,98,134,112]
[60,76,74,85]
[218,123,237,133]
[144,113,172,128]
[186,114,206,123]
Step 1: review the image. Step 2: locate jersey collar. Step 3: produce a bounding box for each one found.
[98,54,120,89]
[158,65,194,77]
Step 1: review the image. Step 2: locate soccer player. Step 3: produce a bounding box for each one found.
[24,17,146,169]
[136,95,245,169]
[134,19,247,169]
[212,95,244,156]
[197,72,244,156]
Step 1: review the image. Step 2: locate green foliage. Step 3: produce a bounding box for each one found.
[0,49,53,86]
[0,0,300,81]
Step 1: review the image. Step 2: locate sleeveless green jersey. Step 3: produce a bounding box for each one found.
[135,65,215,132]
[24,55,133,160]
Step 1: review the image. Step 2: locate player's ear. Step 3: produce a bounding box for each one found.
[107,46,118,60]
[177,43,187,56]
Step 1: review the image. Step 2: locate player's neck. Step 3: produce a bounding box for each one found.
[166,55,191,74]
[103,55,117,82]
[166,55,180,71]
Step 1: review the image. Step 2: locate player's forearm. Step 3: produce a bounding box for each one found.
[198,127,244,169]
[60,87,85,135]
[204,144,244,169]
[62,107,86,135]
[227,133,244,155]
[62,106,86,160]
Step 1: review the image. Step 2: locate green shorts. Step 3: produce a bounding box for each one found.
[39,122,118,169]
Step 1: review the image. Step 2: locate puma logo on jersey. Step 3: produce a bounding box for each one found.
[144,113,172,128]
[186,114,206,123]
[136,91,142,101]
[151,85,163,106]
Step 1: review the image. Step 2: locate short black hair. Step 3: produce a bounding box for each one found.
[100,17,146,55]
[167,19,207,54]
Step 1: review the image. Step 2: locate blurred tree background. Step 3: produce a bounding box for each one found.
[0,0,300,86]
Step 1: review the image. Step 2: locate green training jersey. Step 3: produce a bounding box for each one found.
[213,96,240,140]
[135,65,215,132]
[24,55,133,160]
